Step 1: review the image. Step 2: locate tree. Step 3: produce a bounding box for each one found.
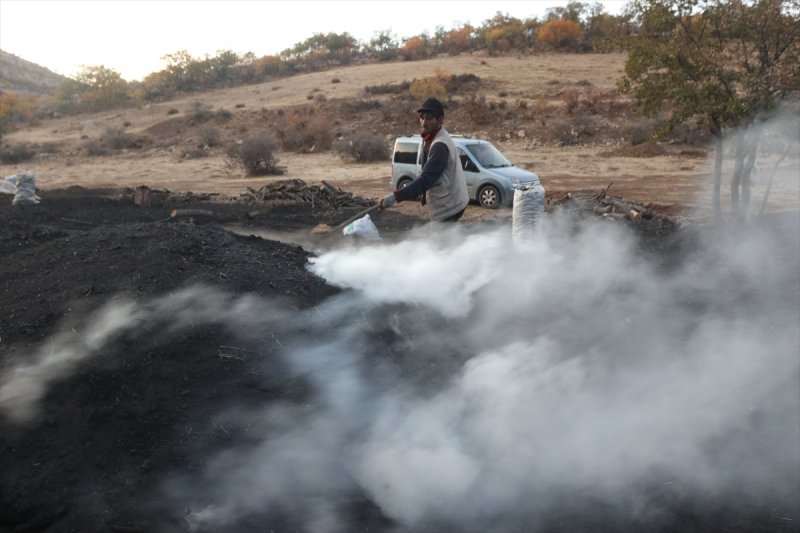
[74,65,129,110]
[0,93,38,134]
[620,0,800,222]
[367,29,399,60]
[538,19,583,49]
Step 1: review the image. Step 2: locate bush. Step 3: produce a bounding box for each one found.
[339,98,383,115]
[236,135,283,176]
[277,108,332,153]
[334,133,389,162]
[187,101,213,124]
[199,127,221,147]
[84,139,109,156]
[364,81,410,95]
[622,116,660,145]
[102,127,135,150]
[214,108,233,121]
[0,143,35,164]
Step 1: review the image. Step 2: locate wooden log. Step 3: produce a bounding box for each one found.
[170,209,214,218]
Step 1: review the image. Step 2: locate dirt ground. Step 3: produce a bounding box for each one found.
[1,52,798,532]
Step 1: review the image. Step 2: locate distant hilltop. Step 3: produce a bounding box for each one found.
[0,49,68,96]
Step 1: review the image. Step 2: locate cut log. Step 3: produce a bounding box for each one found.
[170,209,214,218]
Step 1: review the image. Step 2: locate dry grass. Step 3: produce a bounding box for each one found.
[1,52,797,218]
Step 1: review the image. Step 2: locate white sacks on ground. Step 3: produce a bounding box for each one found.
[0,174,18,195]
[11,171,40,206]
[512,183,545,244]
[342,213,381,240]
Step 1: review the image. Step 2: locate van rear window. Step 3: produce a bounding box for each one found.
[393,142,419,164]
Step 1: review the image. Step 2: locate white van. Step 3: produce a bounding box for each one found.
[390,134,542,209]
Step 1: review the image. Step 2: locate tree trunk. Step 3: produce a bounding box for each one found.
[730,131,745,220]
[740,129,762,219]
[713,133,724,224]
[758,149,790,216]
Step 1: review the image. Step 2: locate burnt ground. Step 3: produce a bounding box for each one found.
[0,187,798,533]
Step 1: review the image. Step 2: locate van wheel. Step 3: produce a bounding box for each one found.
[398,178,412,189]
[478,185,501,209]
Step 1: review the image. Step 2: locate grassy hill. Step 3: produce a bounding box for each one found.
[0,49,67,96]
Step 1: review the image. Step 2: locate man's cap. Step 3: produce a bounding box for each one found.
[417,97,445,117]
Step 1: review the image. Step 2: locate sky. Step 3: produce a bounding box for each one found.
[0,0,627,82]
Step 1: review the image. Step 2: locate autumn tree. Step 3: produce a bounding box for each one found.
[0,93,38,134]
[478,12,532,53]
[401,35,433,61]
[621,0,800,222]
[538,19,583,49]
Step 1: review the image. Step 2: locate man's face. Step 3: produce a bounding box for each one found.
[419,112,443,135]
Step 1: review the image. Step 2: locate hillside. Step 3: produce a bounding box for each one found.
[1,52,797,217]
[0,49,67,96]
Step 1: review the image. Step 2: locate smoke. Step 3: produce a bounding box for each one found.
[2,211,798,531]
[179,214,798,530]
[0,287,272,422]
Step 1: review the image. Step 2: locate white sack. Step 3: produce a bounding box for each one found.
[511,184,545,245]
[12,171,41,206]
[343,214,381,240]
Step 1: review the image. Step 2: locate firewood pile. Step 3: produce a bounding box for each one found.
[548,185,684,228]
[240,179,374,209]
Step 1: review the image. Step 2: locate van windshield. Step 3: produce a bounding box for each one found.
[463,143,512,169]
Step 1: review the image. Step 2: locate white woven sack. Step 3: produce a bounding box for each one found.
[512,184,545,245]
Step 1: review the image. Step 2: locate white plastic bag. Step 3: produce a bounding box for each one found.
[12,171,40,206]
[342,213,381,240]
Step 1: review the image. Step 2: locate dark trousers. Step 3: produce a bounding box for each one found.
[439,207,466,223]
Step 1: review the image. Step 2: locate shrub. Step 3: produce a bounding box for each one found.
[622,116,660,145]
[0,143,35,164]
[334,133,389,162]
[199,127,221,147]
[364,80,410,95]
[187,101,213,124]
[446,73,481,93]
[215,108,232,121]
[102,127,135,150]
[84,139,109,156]
[339,98,383,115]
[167,108,179,115]
[237,134,283,176]
[409,76,447,102]
[277,108,332,153]
[561,88,580,115]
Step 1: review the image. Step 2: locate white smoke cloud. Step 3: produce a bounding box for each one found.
[2,208,797,531]
[179,212,798,530]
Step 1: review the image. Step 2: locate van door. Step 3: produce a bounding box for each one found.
[458,147,479,195]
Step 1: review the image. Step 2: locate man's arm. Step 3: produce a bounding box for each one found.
[395,143,449,202]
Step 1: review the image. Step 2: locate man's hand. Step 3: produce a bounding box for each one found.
[380,193,396,210]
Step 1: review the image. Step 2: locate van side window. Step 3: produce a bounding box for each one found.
[393,142,419,164]
[458,148,478,173]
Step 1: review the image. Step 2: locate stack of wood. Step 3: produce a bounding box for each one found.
[548,185,683,227]
[240,179,374,209]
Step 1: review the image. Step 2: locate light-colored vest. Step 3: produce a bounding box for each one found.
[426,128,469,220]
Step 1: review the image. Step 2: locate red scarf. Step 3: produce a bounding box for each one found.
[421,127,441,160]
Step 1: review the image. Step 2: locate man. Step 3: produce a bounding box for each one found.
[380,97,469,222]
